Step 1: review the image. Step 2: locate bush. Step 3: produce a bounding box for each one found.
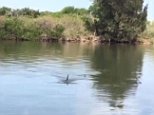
[3,18,24,39]
[51,24,65,38]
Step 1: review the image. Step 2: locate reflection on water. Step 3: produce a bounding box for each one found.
[91,45,143,109]
[0,41,154,115]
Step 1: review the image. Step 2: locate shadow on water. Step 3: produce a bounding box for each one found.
[90,44,144,108]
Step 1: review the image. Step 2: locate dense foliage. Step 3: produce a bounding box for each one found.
[0,7,89,41]
[88,0,148,42]
[0,17,66,40]
[0,3,152,42]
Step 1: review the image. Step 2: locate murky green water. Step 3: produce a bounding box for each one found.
[0,41,154,115]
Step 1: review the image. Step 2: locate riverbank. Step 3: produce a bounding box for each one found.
[1,34,153,46]
[0,7,154,45]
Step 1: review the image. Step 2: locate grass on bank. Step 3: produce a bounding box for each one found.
[0,15,90,41]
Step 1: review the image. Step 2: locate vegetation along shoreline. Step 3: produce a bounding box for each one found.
[0,0,154,45]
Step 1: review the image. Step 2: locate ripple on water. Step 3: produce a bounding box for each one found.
[1,43,154,115]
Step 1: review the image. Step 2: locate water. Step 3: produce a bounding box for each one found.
[0,41,154,115]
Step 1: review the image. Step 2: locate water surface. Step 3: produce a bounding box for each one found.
[0,41,154,115]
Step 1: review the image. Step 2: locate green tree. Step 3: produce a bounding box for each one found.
[11,8,40,18]
[61,6,88,15]
[0,7,11,15]
[61,6,76,14]
[4,18,24,40]
[90,0,147,42]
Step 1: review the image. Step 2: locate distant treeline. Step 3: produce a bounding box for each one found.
[0,6,89,18]
[0,7,40,18]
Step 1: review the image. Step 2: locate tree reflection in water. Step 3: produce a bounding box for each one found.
[90,45,144,108]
